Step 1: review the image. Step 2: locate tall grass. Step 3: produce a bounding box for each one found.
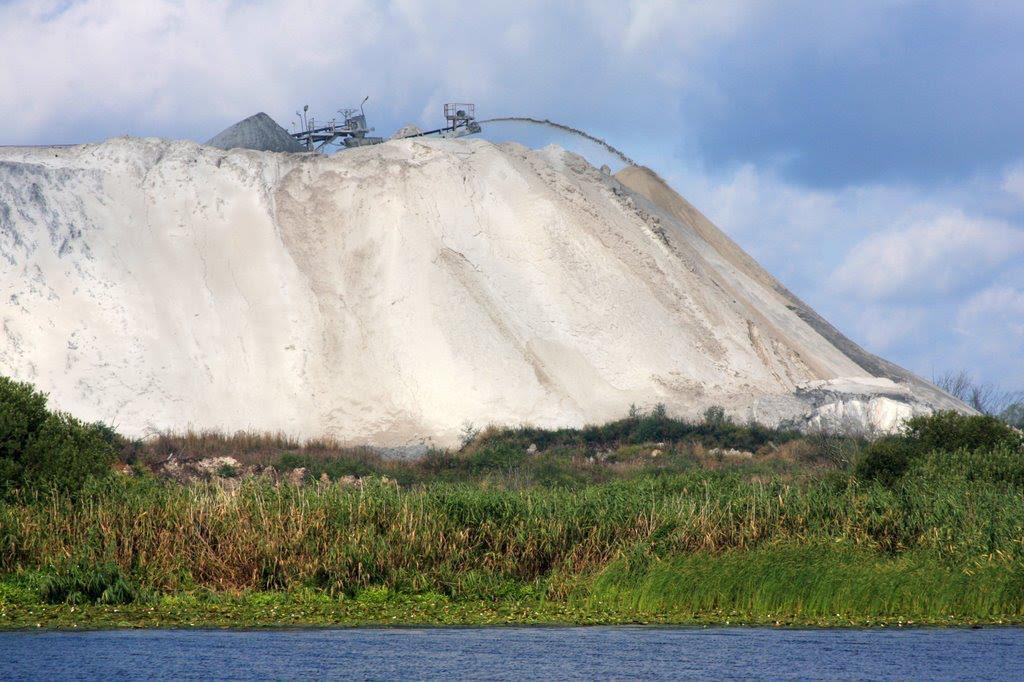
[589,544,1024,621]
[2,453,1021,610]
[3,401,1022,622]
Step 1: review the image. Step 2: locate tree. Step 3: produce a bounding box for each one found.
[0,376,116,495]
[1000,402,1024,429]
[933,369,1022,419]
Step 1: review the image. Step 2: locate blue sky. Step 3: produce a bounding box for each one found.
[2,0,1022,390]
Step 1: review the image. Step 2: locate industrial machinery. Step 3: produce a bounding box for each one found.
[409,103,482,139]
[291,99,481,152]
[291,97,384,152]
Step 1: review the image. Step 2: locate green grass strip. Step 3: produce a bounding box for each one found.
[587,543,1024,623]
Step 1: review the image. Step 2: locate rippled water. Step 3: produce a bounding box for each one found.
[2,626,1022,680]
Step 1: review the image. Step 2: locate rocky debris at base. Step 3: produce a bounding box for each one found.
[193,456,242,475]
[152,455,392,488]
[158,454,253,483]
[708,448,754,459]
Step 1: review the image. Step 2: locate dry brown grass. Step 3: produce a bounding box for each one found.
[140,430,380,468]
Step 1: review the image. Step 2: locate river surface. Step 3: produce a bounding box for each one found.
[2,626,1022,680]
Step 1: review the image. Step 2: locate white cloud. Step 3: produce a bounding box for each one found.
[1003,166,1024,203]
[957,285,1024,338]
[849,304,928,353]
[664,162,947,287]
[830,213,1024,300]
[951,285,1024,388]
[590,0,752,55]
[0,0,757,144]
[652,160,1024,387]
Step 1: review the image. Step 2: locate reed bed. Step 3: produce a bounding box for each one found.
[2,459,1022,606]
[589,544,1024,621]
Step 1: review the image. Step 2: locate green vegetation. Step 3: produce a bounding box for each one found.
[591,545,1024,623]
[38,560,137,606]
[855,411,1022,485]
[1,375,1023,628]
[136,404,819,489]
[0,376,116,497]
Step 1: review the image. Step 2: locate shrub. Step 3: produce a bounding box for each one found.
[467,442,526,473]
[908,444,1024,487]
[702,405,727,426]
[631,404,687,443]
[0,375,116,495]
[998,403,1024,429]
[854,436,921,485]
[905,411,1022,453]
[92,420,143,464]
[0,377,50,490]
[277,453,376,481]
[856,411,1023,485]
[22,412,117,494]
[0,377,49,459]
[459,422,480,449]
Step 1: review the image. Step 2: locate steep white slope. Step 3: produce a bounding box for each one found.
[0,137,965,446]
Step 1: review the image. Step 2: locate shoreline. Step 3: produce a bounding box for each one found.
[3,596,1021,631]
[2,396,1022,635]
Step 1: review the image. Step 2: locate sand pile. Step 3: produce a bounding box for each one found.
[206,112,306,153]
[0,136,966,447]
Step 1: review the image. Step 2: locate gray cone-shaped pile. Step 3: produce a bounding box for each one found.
[206,112,306,153]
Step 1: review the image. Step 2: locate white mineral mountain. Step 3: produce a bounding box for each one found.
[0,118,968,448]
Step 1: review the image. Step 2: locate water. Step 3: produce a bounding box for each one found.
[1,626,1021,680]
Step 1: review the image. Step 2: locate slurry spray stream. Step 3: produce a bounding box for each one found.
[479,117,637,167]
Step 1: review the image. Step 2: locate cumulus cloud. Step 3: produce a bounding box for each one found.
[952,286,1024,388]
[957,286,1024,338]
[0,0,753,145]
[666,162,1024,387]
[830,213,1024,301]
[2,0,1022,388]
[846,304,928,355]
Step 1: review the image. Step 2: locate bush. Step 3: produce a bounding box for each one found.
[0,375,116,495]
[216,463,239,478]
[998,403,1024,429]
[92,420,143,464]
[856,411,1023,485]
[905,411,1022,453]
[467,443,526,473]
[0,377,50,459]
[23,412,117,493]
[277,453,376,481]
[0,377,50,490]
[854,436,921,485]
